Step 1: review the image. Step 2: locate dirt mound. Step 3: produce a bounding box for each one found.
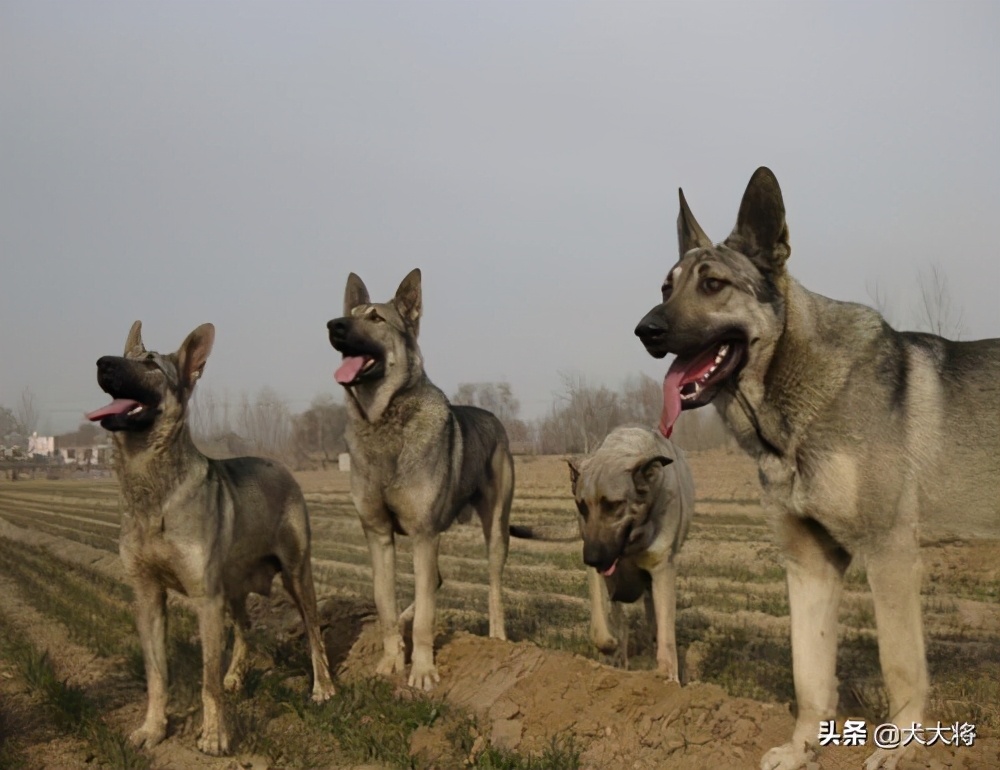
[340,621,996,769]
[339,620,792,768]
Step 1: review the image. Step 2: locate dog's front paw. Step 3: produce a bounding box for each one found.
[408,661,441,691]
[375,650,406,677]
[223,670,244,693]
[760,741,813,770]
[129,721,167,750]
[592,634,619,655]
[863,746,910,770]
[655,662,680,683]
[311,679,336,703]
[196,723,231,756]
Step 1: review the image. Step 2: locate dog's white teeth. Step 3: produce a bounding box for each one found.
[128,405,144,416]
[681,382,703,401]
[718,344,729,357]
[361,358,375,372]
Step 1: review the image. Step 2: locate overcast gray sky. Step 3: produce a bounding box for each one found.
[2,1,998,434]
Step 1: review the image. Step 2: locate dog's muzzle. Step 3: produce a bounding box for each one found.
[327,318,351,347]
[583,541,620,575]
[635,312,670,358]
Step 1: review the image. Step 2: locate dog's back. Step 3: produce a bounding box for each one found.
[214,455,306,529]
[900,333,1000,539]
[208,455,312,595]
[449,404,511,502]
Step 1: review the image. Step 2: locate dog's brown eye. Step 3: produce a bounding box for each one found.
[661,278,673,300]
[702,277,725,294]
[576,500,589,520]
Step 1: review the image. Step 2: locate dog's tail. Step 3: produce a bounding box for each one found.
[509,524,579,542]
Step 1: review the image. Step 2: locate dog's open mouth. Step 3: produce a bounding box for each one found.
[86,399,146,421]
[660,338,745,437]
[328,317,387,387]
[334,354,383,386]
[85,396,159,432]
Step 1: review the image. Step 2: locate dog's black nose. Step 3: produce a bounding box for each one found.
[97,356,115,370]
[634,319,667,341]
[582,542,617,573]
[327,318,349,342]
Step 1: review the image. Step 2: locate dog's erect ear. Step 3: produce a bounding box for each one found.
[124,320,146,357]
[344,273,370,315]
[677,189,713,256]
[631,454,673,495]
[178,323,215,389]
[725,167,790,273]
[394,268,422,333]
[567,459,580,490]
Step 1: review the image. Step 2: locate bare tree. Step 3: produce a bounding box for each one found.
[914,263,965,339]
[866,279,898,326]
[0,406,20,439]
[76,422,99,446]
[530,370,733,455]
[190,386,235,441]
[670,408,733,451]
[452,382,520,421]
[15,387,39,434]
[452,381,530,444]
[619,373,662,428]
[293,393,348,464]
[542,371,623,454]
[236,387,295,462]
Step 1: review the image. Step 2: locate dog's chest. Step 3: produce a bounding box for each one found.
[120,502,215,598]
[757,450,872,544]
[633,528,672,571]
[122,531,208,597]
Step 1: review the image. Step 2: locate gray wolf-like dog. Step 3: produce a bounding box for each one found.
[327,268,514,690]
[89,321,335,755]
[635,167,1000,770]
[568,426,693,681]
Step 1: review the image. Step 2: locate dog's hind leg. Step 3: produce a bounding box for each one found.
[615,602,629,670]
[223,595,250,694]
[195,595,231,756]
[861,518,927,770]
[276,498,336,701]
[279,553,336,702]
[761,515,850,770]
[129,577,169,749]
[478,447,514,640]
[399,568,442,630]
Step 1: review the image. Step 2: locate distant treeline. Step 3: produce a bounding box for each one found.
[188,373,733,470]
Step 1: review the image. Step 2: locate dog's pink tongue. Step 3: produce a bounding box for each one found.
[660,369,684,439]
[660,350,722,438]
[85,399,141,422]
[601,559,618,577]
[334,356,366,385]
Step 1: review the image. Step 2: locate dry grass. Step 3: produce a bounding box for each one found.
[0,606,150,770]
[1,449,998,740]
